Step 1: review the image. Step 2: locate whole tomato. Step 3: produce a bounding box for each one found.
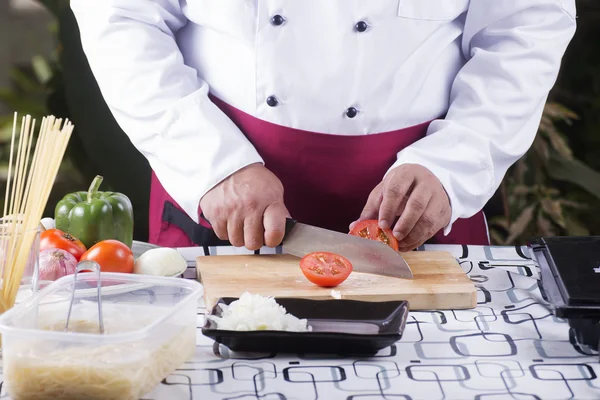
[40,229,87,260]
[80,239,134,274]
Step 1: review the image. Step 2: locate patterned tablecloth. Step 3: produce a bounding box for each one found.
[2,244,599,399]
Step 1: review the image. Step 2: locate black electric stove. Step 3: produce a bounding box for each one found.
[530,236,600,351]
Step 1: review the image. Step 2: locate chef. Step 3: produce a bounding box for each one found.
[70,0,576,251]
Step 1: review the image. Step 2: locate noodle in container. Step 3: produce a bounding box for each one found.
[0,272,203,400]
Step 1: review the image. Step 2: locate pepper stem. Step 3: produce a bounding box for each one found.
[87,175,104,203]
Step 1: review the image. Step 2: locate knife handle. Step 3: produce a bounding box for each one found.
[198,213,297,247]
[283,218,298,240]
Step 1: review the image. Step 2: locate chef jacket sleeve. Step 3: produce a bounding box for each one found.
[387,0,577,235]
[70,0,264,223]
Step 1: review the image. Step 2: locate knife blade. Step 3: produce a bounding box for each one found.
[196,214,413,279]
[282,219,413,279]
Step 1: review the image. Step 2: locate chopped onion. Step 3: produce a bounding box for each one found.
[39,249,77,281]
[207,292,312,332]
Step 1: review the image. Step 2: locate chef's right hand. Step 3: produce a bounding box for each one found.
[199,163,290,250]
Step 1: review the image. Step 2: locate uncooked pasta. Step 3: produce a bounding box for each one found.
[2,304,196,400]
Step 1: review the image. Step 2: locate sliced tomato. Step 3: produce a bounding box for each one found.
[349,219,399,251]
[40,229,87,260]
[299,251,353,288]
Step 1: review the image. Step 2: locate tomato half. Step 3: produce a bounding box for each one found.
[80,239,134,274]
[40,229,87,260]
[299,252,353,287]
[349,220,399,251]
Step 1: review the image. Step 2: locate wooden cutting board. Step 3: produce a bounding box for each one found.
[196,251,476,311]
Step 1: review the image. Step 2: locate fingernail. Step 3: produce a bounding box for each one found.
[349,221,357,230]
[379,220,390,229]
[393,231,403,240]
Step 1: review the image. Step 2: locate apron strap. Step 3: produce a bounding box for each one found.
[162,201,231,246]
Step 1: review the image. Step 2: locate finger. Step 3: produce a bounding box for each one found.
[397,215,433,252]
[397,198,444,251]
[350,184,383,230]
[206,214,228,240]
[243,213,265,251]
[392,184,432,241]
[398,239,425,253]
[201,205,229,241]
[379,194,409,232]
[226,214,244,247]
[395,194,409,220]
[263,202,288,247]
[378,175,415,230]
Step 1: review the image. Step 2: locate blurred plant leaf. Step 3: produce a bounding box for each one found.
[491,99,600,245]
[542,187,560,197]
[490,229,506,246]
[532,135,550,162]
[32,56,53,85]
[0,125,15,145]
[548,154,600,200]
[506,204,536,244]
[564,213,590,236]
[35,0,66,17]
[8,69,40,93]
[559,199,589,210]
[544,128,573,159]
[490,216,510,230]
[513,185,534,196]
[48,21,59,36]
[0,89,46,116]
[0,114,19,144]
[0,115,15,127]
[536,208,555,237]
[540,198,566,228]
[543,102,578,123]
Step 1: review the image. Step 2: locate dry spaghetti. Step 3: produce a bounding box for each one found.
[0,113,73,313]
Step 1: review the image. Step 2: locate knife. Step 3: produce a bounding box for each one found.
[282,219,413,280]
[196,212,413,279]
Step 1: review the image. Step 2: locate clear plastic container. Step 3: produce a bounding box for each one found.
[0,221,41,307]
[0,272,203,400]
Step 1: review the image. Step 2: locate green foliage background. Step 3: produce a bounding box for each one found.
[1,0,599,244]
[490,0,600,244]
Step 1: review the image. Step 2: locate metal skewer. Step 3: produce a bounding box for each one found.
[64,260,104,334]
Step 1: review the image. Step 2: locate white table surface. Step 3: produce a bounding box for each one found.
[1,243,599,400]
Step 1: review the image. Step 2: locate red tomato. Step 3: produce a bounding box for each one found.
[80,239,134,274]
[349,220,399,251]
[299,252,353,287]
[40,229,87,260]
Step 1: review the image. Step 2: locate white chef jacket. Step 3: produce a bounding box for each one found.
[70,0,576,235]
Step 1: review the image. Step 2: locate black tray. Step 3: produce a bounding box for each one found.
[202,297,409,355]
[530,236,600,351]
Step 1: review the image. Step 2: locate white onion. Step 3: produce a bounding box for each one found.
[39,217,56,231]
[133,247,187,277]
[39,249,77,281]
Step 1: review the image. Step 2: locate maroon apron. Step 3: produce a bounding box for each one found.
[149,96,489,248]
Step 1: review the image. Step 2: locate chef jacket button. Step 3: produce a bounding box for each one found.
[345,107,358,118]
[270,14,285,26]
[354,21,369,33]
[266,96,279,107]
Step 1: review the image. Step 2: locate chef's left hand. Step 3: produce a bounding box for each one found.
[351,164,451,252]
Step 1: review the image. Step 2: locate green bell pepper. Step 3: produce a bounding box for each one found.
[54,175,134,249]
